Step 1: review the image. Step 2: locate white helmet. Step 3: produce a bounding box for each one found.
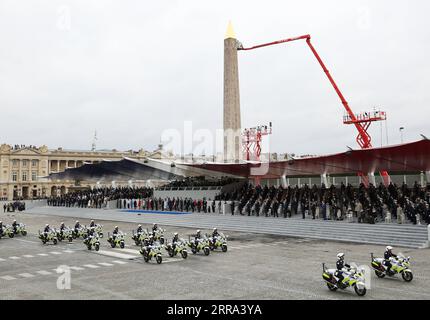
[174,232,178,236]
[138,224,141,227]
[386,246,393,251]
[337,252,345,260]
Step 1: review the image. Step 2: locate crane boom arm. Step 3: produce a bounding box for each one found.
[238,34,372,148]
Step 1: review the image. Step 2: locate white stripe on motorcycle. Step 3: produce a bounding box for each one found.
[96,250,137,260]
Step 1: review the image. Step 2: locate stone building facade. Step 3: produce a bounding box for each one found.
[0,144,154,200]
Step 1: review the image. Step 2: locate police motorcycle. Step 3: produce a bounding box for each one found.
[39,228,59,245]
[84,232,101,251]
[208,232,228,252]
[140,242,163,264]
[322,262,367,296]
[164,238,189,259]
[132,228,150,246]
[73,226,88,240]
[152,227,165,245]
[107,231,126,249]
[94,224,104,238]
[13,223,27,236]
[57,227,74,242]
[370,252,413,282]
[188,233,211,256]
[3,225,16,238]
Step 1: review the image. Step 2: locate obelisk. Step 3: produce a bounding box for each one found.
[223,21,241,162]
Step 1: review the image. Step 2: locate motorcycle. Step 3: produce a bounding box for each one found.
[107,232,126,249]
[188,236,210,256]
[132,229,150,246]
[140,244,163,264]
[208,233,228,252]
[57,227,74,242]
[164,239,189,259]
[2,225,16,238]
[13,223,27,236]
[73,226,88,239]
[94,224,104,238]
[370,252,413,282]
[39,229,58,245]
[84,233,100,251]
[322,262,367,296]
[152,228,165,245]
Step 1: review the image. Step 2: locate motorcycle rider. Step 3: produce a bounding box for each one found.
[384,246,398,274]
[136,224,143,234]
[74,220,81,232]
[112,226,120,241]
[172,232,180,250]
[0,221,3,237]
[335,253,351,287]
[43,224,52,240]
[195,230,203,243]
[59,222,66,238]
[152,223,159,236]
[89,220,96,228]
[12,219,18,234]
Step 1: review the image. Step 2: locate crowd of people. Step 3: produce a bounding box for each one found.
[47,187,153,208]
[159,176,240,189]
[118,197,218,213]
[216,181,430,225]
[2,201,26,212]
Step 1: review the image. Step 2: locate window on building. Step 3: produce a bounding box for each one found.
[22,171,27,181]
[12,159,18,167]
[12,171,17,181]
[22,160,28,167]
[32,160,37,167]
[31,171,37,181]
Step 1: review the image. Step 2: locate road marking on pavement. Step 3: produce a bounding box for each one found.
[23,255,35,258]
[37,253,48,256]
[36,270,53,275]
[70,266,85,271]
[0,275,16,281]
[96,250,137,260]
[15,239,39,244]
[18,273,35,278]
[50,251,62,255]
[9,256,21,260]
[112,260,128,265]
[98,262,114,267]
[63,250,75,253]
[0,258,5,261]
[83,264,100,269]
[115,248,140,255]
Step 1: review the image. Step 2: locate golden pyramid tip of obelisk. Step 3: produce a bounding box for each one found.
[225,20,236,39]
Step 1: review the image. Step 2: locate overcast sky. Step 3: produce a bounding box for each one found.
[0,0,429,156]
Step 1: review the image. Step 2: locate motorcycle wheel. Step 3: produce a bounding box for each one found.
[375,270,385,278]
[168,249,174,257]
[135,240,140,246]
[326,283,337,291]
[210,245,215,251]
[120,242,125,249]
[402,271,413,282]
[191,248,197,254]
[53,239,58,245]
[204,247,210,256]
[99,233,103,238]
[111,242,116,248]
[95,244,100,252]
[354,285,367,296]
[156,255,162,264]
[22,231,27,236]
[222,244,228,252]
[9,233,14,238]
[69,237,73,242]
[181,250,188,259]
[160,237,164,245]
[42,239,46,244]
[143,254,149,263]
[87,245,92,250]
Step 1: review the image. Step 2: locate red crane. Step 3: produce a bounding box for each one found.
[237,34,389,185]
